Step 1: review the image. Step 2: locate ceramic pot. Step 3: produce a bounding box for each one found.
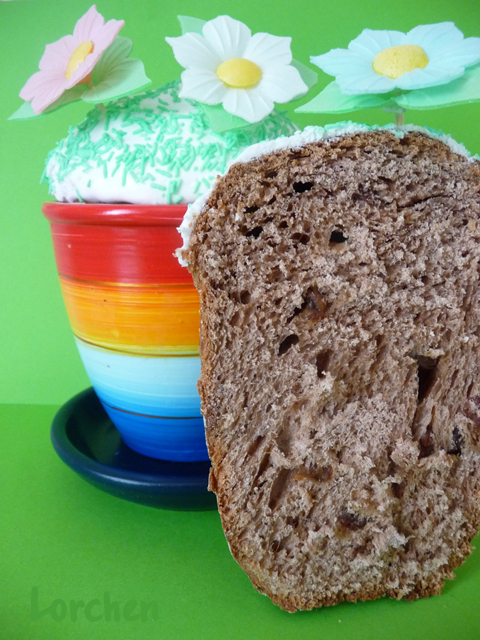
[42,202,207,462]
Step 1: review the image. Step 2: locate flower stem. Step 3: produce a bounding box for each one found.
[395,113,405,126]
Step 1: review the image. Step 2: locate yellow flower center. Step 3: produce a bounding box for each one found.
[65,40,94,79]
[372,44,428,79]
[216,58,262,89]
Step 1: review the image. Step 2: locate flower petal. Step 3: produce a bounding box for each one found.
[89,17,124,51]
[348,29,407,58]
[179,68,228,104]
[20,70,68,114]
[166,33,221,71]
[243,32,292,66]
[312,51,393,94]
[222,87,273,122]
[430,37,480,70]
[202,15,251,59]
[72,6,123,64]
[73,5,103,42]
[259,64,308,102]
[311,49,362,77]
[394,63,464,91]
[20,68,65,102]
[39,35,75,72]
[407,22,463,51]
[336,68,398,95]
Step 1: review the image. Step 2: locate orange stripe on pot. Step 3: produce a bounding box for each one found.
[59,275,200,355]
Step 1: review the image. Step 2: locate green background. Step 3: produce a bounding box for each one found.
[1,1,480,639]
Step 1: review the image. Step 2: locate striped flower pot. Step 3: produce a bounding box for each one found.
[42,203,207,462]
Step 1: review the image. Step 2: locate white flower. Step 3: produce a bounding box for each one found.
[311,22,480,95]
[166,15,308,123]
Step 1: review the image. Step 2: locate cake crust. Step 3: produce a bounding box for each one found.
[184,129,480,611]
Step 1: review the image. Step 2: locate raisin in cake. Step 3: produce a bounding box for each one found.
[178,124,480,611]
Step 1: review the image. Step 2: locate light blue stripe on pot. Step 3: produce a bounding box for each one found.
[75,338,202,418]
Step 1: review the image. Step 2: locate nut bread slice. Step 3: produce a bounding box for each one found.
[181,129,480,612]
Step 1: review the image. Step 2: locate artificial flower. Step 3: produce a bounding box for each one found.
[166,15,308,123]
[297,22,480,121]
[19,5,124,115]
[311,22,480,95]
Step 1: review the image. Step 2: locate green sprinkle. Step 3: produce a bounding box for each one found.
[155,169,173,178]
[182,157,195,172]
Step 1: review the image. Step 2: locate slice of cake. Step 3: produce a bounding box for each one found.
[179,124,480,611]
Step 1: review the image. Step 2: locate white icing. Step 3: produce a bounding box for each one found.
[45,81,298,206]
[177,122,478,265]
[177,189,217,266]
[234,122,477,165]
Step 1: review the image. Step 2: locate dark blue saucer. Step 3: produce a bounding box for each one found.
[50,388,217,511]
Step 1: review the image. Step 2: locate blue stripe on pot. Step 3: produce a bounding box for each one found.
[75,338,208,461]
[101,403,207,461]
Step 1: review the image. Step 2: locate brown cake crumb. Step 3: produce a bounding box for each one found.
[183,130,480,612]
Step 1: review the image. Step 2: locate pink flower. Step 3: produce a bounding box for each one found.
[20,5,124,114]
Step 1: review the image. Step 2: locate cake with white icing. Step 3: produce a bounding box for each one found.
[177,122,477,262]
[179,125,480,611]
[44,80,298,205]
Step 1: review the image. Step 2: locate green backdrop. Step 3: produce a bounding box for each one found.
[1,0,480,405]
[2,2,480,640]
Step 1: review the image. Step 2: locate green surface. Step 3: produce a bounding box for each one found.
[1,0,480,404]
[1,403,480,639]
